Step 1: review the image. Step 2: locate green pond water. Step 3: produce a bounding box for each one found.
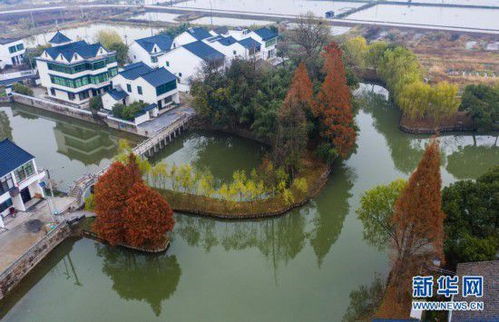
[0,86,497,321]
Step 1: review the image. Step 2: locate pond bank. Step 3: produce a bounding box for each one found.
[157,156,331,219]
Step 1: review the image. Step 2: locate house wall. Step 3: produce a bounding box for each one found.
[0,40,26,69]
[102,93,123,111]
[204,41,247,62]
[249,32,277,59]
[158,48,204,86]
[36,49,117,105]
[128,42,158,67]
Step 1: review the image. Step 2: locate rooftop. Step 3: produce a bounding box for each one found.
[43,40,107,63]
[187,27,212,41]
[218,36,238,46]
[183,41,225,63]
[136,34,173,53]
[253,27,278,41]
[118,63,176,87]
[119,62,153,80]
[451,260,498,321]
[0,38,21,45]
[238,37,261,49]
[107,88,128,101]
[141,67,177,87]
[48,31,71,45]
[0,139,34,178]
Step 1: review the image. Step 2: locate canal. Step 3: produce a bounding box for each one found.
[0,86,497,321]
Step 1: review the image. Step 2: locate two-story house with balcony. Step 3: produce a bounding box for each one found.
[0,139,46,228]
[128,34,174,68]
[248,27,278,60]
[102,62,179,114]
[202,35,248,62]
[36,33,118,105]
[0,38,26,69]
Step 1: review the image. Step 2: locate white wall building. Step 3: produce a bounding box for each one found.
[228,27,278,60]
[0,38,26,70]
[102,62,179,113]
[36,32,118,105]
[172,27,213,48]
[202,35,249,61]
[128,34,174,68]
[0,139,46,228]
[158,41,225,90]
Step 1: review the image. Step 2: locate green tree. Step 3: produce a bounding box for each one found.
[160,23,191,38]
[12,83,33,96]
[460,84,499,131]
[442,165,499,268]
[24,44,51,68]
[96,30,128,65]
[356,179,407,250]
[89,95,103,112]
[343,36,368,69]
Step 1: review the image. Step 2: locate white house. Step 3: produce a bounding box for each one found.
[202,35,248,61]
[102,62,179,113]
[0,38,26,69]
[128,34,174,68]
[158,41,225,90]
[228,27,278,60]
[0,139,46,228]
[172,27,213,48]
[36,32,118,105]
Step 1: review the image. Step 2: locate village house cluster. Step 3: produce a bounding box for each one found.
[19,26,278,124]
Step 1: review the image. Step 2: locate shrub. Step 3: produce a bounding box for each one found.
[12,83,33,96]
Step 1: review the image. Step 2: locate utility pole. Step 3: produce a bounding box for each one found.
[45,168,60,215]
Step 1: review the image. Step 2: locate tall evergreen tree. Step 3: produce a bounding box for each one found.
[273,63,313,176]
[313,42,356,159]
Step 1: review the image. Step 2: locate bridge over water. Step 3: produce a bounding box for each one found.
[68,109,194,206]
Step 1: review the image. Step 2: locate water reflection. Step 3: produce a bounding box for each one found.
[310,164,353,267]
[150,131,266,182]
[0,110,12,140]
[96,244,181,316]
[446,143,499,179]
[1,104,140,191]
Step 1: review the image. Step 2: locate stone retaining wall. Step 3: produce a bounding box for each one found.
[11,93,148,137]
[0,223,71,300]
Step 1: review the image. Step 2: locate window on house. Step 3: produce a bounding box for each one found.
[134,55,137,59]
[68,93,76,100]
[178,72,182,77]
[79,91,90,100]
[151,56,158,63]
[14,161,34,182]
[0,174,14,195]
[233,50,237,55]
[8,46,16,54]
[156,80,177,96]
[16,43,24,51]
[126,84,132,92]
[50,88,56,96]
[0,199,13,213]
[137,86,143,95]
[165,61,170,67]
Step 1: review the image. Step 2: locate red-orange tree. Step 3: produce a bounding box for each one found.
[93,153,175,248]
[93,154,142,246]
[313,42,356,159]
[377,139,445,318]
[273,62,313,176]
[124,182,175,249]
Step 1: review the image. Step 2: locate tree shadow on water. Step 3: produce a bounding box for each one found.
[96,244,181,317]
